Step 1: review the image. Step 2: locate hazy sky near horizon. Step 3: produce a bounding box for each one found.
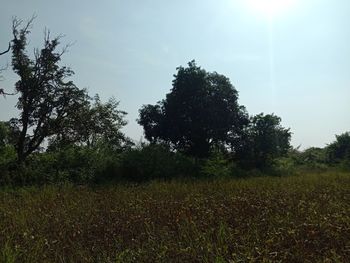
[0,0,349,149]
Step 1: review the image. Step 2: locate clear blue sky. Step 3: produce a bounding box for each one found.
[0,0,349,149]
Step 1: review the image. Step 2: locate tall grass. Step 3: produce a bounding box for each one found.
[0,172,349,262]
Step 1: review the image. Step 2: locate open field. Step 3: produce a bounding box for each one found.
[0,172,349,262]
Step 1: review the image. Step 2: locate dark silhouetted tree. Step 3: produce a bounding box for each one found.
[326,132,350,164]
[237,113,291,168]
[138,60,249,158]
[8,17,89,164]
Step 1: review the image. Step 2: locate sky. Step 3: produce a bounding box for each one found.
[0,0,349,149]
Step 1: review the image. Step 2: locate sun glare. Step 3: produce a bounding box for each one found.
[246,0,297,18]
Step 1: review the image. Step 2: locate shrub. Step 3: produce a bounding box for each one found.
[119,144,197,182]
[200,150,234,178]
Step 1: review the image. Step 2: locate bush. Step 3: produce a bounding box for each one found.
[200,150,235,178]
[0,145,124,186]
[119,144,197,182]
[0,145,17,185]
[41,146,123,184]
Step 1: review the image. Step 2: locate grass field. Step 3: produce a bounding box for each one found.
[0,172,349,262]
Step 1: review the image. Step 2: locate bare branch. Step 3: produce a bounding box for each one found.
[12,14,36,38]
[60,42,74,57]
[0,88,17,98]
[0,42,10,56]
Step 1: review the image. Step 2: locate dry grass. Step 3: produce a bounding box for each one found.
[0,172,349,262]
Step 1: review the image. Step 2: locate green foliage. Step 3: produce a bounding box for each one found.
[0,145,16,167]
[9,17,90,163]
[0,242,18,263]
[290,147,329,171]
[138,60,248,158]
[0,122,17,185]
[0,122,8,148]
[237,113,291,169]
[0,145,123,186]
[269,157,295,175]
[0,122,16,165]
[119,144,197,182]
[326,132,350,168]
[0,18,346,185]
[0,143,198,186]
[298,147,327,165]
[200,149,234,178]
[49,95,130,151]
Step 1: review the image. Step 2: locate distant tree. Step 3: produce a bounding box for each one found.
[8,17,89,164]
[138,60,249,158]
[48,95,131,151]
[326,132,350,164]
[237,113,291,168]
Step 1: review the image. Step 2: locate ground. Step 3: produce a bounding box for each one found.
[0,172,349,262]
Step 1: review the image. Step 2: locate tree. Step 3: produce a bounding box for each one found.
[237,113,291,168]
[138,60,249,158]
[326,132,350,164]
[8,17,89,164]
[48,95,131,151]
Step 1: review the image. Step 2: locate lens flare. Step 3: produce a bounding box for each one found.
[246,0,297,18]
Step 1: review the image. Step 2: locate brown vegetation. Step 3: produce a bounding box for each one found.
[0,172,349,262]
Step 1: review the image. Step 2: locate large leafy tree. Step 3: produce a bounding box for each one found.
[8,18,89,163]
[138,60,248,158]
[237,113,291,168]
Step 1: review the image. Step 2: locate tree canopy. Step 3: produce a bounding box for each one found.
[237,113,292,168]
[48,95,130,151]
[327,132,350,164]
[138,60,249,158]
[8,18,91,163]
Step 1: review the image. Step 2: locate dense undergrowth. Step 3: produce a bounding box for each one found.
[0,172,349,262]
[1,142,349,187]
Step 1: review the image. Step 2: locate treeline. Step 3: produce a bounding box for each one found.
[0,18,349,186]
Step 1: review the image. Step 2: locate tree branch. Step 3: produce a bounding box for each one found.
[0,88,17,98]
[0,43,10,56]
